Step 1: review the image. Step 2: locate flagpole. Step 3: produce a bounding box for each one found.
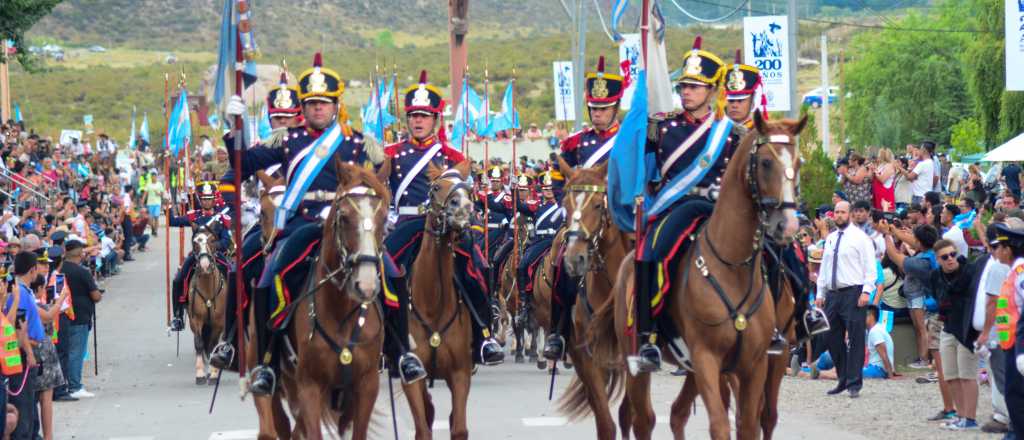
[375,65,385,143]
[510,70,519,313]
[178,73,188,267]
[462,69,470,154]
[482,66,491,274]
[164,73,171,328]
[231,16,247,376]
[392,65,401,141]
[631,0,651,356]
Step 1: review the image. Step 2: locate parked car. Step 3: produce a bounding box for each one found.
[89,45,106,53]
[802,86,839,108]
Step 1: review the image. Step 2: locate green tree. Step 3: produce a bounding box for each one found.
[843,10,969,149]
[0,0,63,68]
[798,110,836,213]
[961,0,1005,148]
[375,30,395,49]
[949,116,985,157]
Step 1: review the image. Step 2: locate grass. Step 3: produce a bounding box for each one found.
[54,48,216,70]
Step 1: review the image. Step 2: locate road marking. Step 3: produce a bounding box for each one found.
[432,420,449,430]
[522,417,568,427]
[110,437,155,440]
[208,430,258,440]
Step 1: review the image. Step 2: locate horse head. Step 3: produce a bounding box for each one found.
[558,157,610,278]
[425,160,474,235]
[747,111,807,244]
[256,166,286,245]
[321,160,392,304]
[191,227,219,275]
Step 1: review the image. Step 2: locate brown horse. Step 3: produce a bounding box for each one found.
[245,171,295,440]
[554,159,633,440]
[499,217,543,365]
[589,112,806,440]
[666,269,798,439]
[187,228,227,385]
[285,162,392,439]
[391,160,477,440]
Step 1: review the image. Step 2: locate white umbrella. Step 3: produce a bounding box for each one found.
[983,132,1024,162]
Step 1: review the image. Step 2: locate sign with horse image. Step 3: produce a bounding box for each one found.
[743,15,792,112]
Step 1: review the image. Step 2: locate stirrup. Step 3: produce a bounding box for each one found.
[480,338,505,366]
[767,330,787,356]
[628,344,662,376]
[542,334,565,361]
[209,341,235,370]
[248,366,277,396]
[803,308,831,336]
[398,352,428,385]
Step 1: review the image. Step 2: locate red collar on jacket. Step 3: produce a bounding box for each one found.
[409,135,437,148]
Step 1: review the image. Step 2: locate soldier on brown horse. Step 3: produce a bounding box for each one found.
[589,111,806,440]
[187,227,228,385]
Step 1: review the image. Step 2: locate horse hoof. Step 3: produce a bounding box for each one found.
[528,355,539,364]
[536,360,546,370]
[196,376,208,386]
[208,375,220,385]
[515,354,525,364]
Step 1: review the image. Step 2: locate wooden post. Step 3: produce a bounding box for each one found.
[0,40,11,122]
[449,0,470,109]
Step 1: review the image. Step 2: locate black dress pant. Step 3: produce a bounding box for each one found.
[1005,346,1024,435]
[824,285,865,392]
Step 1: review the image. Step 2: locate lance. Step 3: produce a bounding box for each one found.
[375,64,385,144]
[164,73,172,329]
[392,64,401,141]
[93,312,99,376]
[231,4,247,377]
[632,0,651,356]
[510,69,519,312]
[461,68,471,154]
[178,71,188,268]
[482,66,492,289]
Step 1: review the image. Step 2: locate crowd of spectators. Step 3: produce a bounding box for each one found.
[795,139,1024,438]
[0,119,168,440]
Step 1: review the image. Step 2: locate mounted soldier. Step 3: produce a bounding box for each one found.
[559,56,623,169]
[169,182,231,332]
[221,53,428,395]
[209,71,303,370]
[382,70,504,366]
[515,172,565,317]
[542,55,625,359]
[478,166,512,263]
[629,36,743,373]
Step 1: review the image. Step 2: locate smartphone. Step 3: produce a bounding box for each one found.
[51,274,65,304]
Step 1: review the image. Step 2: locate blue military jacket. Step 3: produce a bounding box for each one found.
[648,112,738,189]
[518,199,564,241]
[384,135,465,214]
[559,122,619,168]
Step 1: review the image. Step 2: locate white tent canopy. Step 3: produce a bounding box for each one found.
[983,132,1024,162]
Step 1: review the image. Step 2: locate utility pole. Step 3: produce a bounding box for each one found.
[787,0,799,119]
[838,48,845,151]
[820,34,830,155]
[449,0,470,110]
[573,0,587,132]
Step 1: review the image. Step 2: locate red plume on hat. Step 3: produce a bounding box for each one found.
[692,35,703,50]
[278,72,288,86]
[419,70,428,84]
[734,49,741,64]
[313,52,323,68]
[596,56,606,74]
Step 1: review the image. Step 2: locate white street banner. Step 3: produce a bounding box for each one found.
[59,129,84,145]
[553,61,576,121]
[618,33,642,110]
[1007,0,1024,90]
[743,15,791,112]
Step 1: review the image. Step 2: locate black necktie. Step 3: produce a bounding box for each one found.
[831,230,844,291]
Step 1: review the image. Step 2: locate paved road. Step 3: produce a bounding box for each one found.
[54,225,863,440]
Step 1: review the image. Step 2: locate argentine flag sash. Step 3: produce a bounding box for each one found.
[274,121,348,229]
[646,117,734,217]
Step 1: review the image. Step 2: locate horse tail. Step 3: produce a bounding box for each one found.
[586,253,630,369]
[556,363,625,422]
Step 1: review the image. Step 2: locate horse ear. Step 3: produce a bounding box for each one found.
[426,161,442,181]
[793,114,809,136]
[455,160,471,179]
[376,157,392,186]
[334,156,355,188]
[753,110,767,134]
[556,155,575,182]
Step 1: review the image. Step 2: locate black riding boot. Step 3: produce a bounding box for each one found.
[248,285,276,396]
[171,278,185,331]
[543,272,577,361]
[633,261,662,375]
[209,270,239,370]
[386,276,427,385]
[460,272,504,366]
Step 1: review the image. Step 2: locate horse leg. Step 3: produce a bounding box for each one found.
[296,377,325,440]
[402,381,433,440]
[625,373,656,440]
[271,392,292,440]
[760,354,786,440]
[670,373,700,440]
[736,358,769,440]
[254,395,280,440]
[618,395,632,440]
[690,350,729,440]
[194,350,207,385]
[447,371,470,440]
[348,366,380,440]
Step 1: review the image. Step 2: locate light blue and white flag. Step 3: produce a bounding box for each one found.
[12,103,22,123]
[610,0,630,43]
[139,112,150,144]
[166,89,192,157]
[449,78,485,148]
[128,108,137,149]
[480,81,519,138]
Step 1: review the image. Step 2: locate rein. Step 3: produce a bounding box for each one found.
[681,129,798,373]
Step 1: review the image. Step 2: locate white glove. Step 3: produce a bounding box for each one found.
[226,95,246,118]
[1017,354,1024,376]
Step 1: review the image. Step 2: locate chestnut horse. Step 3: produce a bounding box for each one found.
[589,113,806,439]
[187,228,227,385]
[500,218,542,365]
[393,160,477,440]
[285,162,392,439]
[554,159,632,440]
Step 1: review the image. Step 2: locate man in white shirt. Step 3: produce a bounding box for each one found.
[901,144,934,205]
[940,204,969,258]
[976,227,1012,433]
[816,201,878,398]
